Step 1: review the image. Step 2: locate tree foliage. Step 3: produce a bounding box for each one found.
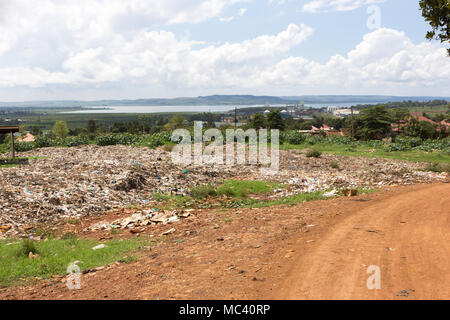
[266,110,285,131]
[357,105,392,140]
[53,121,69,139]
[249,113,267,129]
[419,0,450,56]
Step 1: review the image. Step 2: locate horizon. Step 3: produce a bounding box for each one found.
[1,94,450,105]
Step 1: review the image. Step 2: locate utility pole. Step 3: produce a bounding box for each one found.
[10,131,15,159]
[38,115,41,136]
[234,107,238,128]
[351,107,355,139]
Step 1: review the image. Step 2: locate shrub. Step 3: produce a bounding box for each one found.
[95,134,120,146]
[34,136,54,148]
[282,131,306,145]
[14,142,34,152]
[394,136,423,148]
[190,184,217,199]
[17,239,38,257]
[425,162,450,173]
[146,132,172,148]
[330,161,340,169]
[306,149,322,158]
[305,135,324,145]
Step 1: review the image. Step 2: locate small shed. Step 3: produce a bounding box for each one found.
[0,126,20,159]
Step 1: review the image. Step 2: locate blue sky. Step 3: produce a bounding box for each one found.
[0,0,448,101]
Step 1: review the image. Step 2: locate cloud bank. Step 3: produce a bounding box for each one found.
[0,0,448,98]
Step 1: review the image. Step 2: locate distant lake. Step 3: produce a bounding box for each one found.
[63,102,375,114]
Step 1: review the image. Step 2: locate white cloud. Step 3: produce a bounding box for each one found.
[0,1,448,98]
[302,0,386,13]
[254,28,450,94]
[239,8,248,16]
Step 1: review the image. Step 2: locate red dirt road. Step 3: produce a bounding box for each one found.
[275,183,450,300]
[1,183,449,300]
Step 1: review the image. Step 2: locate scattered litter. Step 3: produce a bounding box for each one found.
[92,244,107,251]
[162,228,176,236]
[0,145,447,238]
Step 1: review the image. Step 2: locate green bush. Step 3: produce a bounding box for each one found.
[394,136,423,148]
[14,142,34,152]
[95,134,120,146]
[190,184,217,199]
[146,132,172,148]
[306,149,322,158]
[34,136,54,148]
[425,162,450,173]
[282,131,306,145]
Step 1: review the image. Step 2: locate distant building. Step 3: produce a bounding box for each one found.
[332,108,359,118]
[17,133,36,142]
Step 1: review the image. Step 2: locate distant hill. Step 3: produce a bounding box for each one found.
[0,95,448,107]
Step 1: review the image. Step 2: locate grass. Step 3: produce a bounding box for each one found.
[306,148,322,158]
[425,162,450,173]
[281,143,450,163]
[0,236,157,287]
[222,187,377,209]
[0,156,49,168]
[188,179,286,200]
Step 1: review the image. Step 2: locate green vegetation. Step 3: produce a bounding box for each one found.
[420,0,450,56]
[53,121,69,139]
[0,236,156,287]
[425,162,450,173]
[189,180,285,200]
[306,149,322,158]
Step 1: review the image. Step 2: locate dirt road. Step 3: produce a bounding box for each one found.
[275,183,450,300]
[1,183,449,300]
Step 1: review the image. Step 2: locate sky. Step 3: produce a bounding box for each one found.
[0,0,449,101]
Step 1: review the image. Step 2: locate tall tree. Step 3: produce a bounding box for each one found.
[419,0,450,56]
[266,110,285,131]
[53,121,69,139]
[390,108,410,136]
[357,105,392,140]
[249,113,267,129]
[87,119,98,133]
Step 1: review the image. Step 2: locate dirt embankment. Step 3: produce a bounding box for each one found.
[1,183,448,300]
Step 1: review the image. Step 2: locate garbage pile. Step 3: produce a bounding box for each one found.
[86,209,193,233]
[0,145,447,238]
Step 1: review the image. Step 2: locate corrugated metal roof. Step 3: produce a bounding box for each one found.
[0,126,20,134]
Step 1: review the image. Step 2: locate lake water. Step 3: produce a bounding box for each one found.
[64,102,373,114]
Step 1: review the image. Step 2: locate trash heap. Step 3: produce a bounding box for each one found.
[0,145,447,238]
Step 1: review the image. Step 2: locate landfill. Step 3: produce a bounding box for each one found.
[0,145,447,238]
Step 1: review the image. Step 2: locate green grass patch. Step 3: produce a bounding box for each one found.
[189,180,285,200]
[281,143,450,163]
[424,162,450,173]
[216,180,285,198]
[0,236,156,287]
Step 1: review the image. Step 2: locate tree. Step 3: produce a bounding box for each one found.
[53,121,69,139]
[405,119,437,139]
[419,0,450,56]
[390,108,410,136]
[249,113,267,129]
[87,119,98,134]
[164,115,187,131]
[357,105,392,140]
[266,110,285,131]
